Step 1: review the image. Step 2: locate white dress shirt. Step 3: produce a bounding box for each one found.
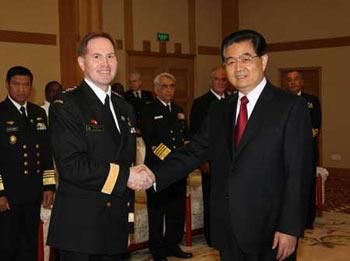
[8,95,28,116]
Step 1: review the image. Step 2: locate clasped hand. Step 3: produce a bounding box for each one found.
[127,164,155,191]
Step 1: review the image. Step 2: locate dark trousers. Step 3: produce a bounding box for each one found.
[305,167,317,228]
[146,179,187,257]
[0,202,41,261]
[59,250,125,261]
[201,172,211,245]
[219,230,297,261]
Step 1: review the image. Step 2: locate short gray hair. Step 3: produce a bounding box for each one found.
[129,72,142,80]
[153,72,176,88]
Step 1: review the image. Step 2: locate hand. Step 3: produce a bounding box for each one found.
[42,191,54,209]
[128,165,155,191]
[272,231,297,261]
[312,128,319,138]
[0,196,10,212]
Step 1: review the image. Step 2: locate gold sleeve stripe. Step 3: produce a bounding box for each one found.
[0,175,4,191]
[102,163,120,195]
[43,170,56,185]
[153,143,171,160]
[128,212,134,222]
[43,170,55,177]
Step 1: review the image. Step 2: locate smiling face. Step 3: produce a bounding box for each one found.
[78,37,117,92]
[7,75,32,105]
[223,40,268,95]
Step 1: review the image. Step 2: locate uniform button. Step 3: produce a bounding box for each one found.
[170,130,174,134]
[127,202,130,207]
[36,169,40,174]
[36,153,40,157]
[35,144,40,149]
[24,161,28,166]
[24,153,28,157]
[23,145,27,149]
[173,146,176,149]
[24,170,29,175]
[106,202,112,207]
[172,137,176,141]
[36,161,40,165]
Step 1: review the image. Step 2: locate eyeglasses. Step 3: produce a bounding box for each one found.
[224,54,259,67]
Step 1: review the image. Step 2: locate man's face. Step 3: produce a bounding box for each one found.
[128,75,142,91]
[78,37,117,91]
[223,40,268,95]
[211,68,228,96]
[155,76,175,103]
[46,83,62,103]
[286,71,303,94]
[7,75,32,105]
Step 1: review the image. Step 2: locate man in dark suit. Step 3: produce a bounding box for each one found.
[47,32,154,261]
[136,30,313,261]
[189,66,228,246]
[0,66,56,261]
[286,70,322,229]
[140,73,192,261]
[124,72,153,130]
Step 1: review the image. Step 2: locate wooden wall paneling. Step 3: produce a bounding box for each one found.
[221,0,239,39]
[175,43,182,54]
[0,30,56,45]
[188,0,196,54]
[197,46,220,55]
[124,0,134,51]
[142,41,151,52]
[159,42,167,53]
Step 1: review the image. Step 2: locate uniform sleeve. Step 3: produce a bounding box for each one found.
[40,110,56,191]
[49,98,129,197]
[278,97,313,236]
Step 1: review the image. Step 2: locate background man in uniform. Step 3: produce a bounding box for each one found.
[41,81,63,117]
[140,72,192,261]
[47,32,154,261]
[124,72,153,130]
[189,66,228,246]
[0,66,56,261]
[286,70,322,229]
[136,29,313,261]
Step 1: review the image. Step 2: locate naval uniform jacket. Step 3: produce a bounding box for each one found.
[152,82,313,253]
[124,90,153,128]
[0,97,55,204]
[47,81,136,255]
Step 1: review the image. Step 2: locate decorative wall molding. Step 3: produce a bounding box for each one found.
[0,30,56,45]
[198,45,220,55]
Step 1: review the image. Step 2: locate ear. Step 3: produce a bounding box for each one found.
[261,54,268,72]
[77,56,85,72]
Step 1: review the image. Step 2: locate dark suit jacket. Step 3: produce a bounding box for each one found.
[47,81,136,255]
[124,90,153,127]
[0,98,55,204]
[190,90,220,138]
[152,82,313,253]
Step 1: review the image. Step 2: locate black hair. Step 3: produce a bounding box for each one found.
[6,66,33,84]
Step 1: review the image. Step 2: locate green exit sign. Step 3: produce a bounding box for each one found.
[157,32,170,42]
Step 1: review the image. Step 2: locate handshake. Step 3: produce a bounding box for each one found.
[127,164,155,191]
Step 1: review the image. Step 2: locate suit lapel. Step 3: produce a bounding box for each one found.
[234,83,275,158]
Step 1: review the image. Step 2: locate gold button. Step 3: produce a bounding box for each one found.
[170,130,174,134]
[23,145,27,149]
[24,170,28,175]
[36,169,40,174]
[35,144,40,149]
[173,146,176,149]
[172,137,176,141]
[24,153,28,157]
[24,161,28,166]
[36,161,40,165]
[127,202,130,207]
[106,202,112,207]
[36,153,40,157]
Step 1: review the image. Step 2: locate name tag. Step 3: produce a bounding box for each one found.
[86,124,104,132]
[6,126,19,132]
[154,115,163,120]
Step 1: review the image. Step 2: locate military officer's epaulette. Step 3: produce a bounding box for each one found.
[62,86,78,94]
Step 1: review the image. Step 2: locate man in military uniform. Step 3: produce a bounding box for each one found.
[0,66,56,261]
[286,70,322,229]
[189,66,228,246]
[124,72,153,130]
[140,72,193,261]
[47,32,154,261]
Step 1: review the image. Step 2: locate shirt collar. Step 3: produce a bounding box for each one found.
[238,77,266,105]
[85,78,111,104]
[156,97,171,107]
[297,91,302,96]
[8,95,27,112]
[210,89,224,100]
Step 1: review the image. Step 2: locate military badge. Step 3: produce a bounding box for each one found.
[6,121,15,125]
[9,135,17,144]
[177,113,185,120]
[307,102,313,109]
[121,115,126,121]
[36,122,47,130]
[130,127,137,134]
[86,119,104,132]
[154,115,163,120]
[127,117,132,127]
[36,117,43,121]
